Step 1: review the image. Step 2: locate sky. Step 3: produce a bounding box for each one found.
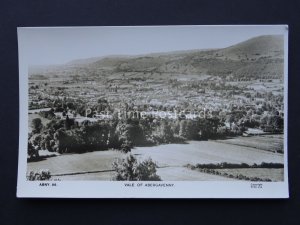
[18,25,287,66]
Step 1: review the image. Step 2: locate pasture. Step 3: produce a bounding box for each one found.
[214,168,284,181]
[216,135,284,153]
[27,137,284,181]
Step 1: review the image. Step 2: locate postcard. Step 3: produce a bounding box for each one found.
[17,25,289,198]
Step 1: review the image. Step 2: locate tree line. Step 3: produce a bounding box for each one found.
[28,98,284,159]
[28,110,229,158]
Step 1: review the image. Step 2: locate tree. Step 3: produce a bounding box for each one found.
[53,129,70,153]
[31,118,43,133]
[28,142,39,159]
[185,120,200,140]
[268,115,284,132]
[116,119,145,146]
[198,117,222,139]
[179,120,188,138]
[66,102,75,110]
[112,155,161,181]
[158,120,174,143]
[39,109,55,119]
[64,115,74,130]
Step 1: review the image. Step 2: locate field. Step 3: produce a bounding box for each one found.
[132,139,283,167]
[156,167,235,181]
[28,150,124,175]
[216,135,284,153]
[27,135,284,181]
[214,168,284,181]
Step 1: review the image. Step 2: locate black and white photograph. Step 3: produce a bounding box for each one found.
[17,25,288,198]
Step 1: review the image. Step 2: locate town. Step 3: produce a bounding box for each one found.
[27,35,285,182]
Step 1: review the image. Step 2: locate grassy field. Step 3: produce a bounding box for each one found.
[28,150,124,175]
[27,137,284,181]
[52,171,115,181]
[132,140,284,167]
[216,135,284,153]
[214,168,284,181]
[156,167,235,181]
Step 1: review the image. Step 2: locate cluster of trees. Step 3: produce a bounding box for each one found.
[39,110,56,119]
[28,96,284,158]
[259,114,284,132]
[49,97,112,117]
[30,118,111,154]
[112,155,161,181]
[29,107,229,156]
[27,170,51,181]
[223,106,283,134]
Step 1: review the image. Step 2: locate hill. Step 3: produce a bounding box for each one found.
[216,35,284,60]
[30,35,284,79]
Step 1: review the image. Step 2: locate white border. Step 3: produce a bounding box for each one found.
[17,25,289,198]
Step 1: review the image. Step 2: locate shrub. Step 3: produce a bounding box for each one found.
[120,140,132,153]
[28,142,39,159]
[112,155,161,181]
[191,162,284,169]
[27,170,51,181]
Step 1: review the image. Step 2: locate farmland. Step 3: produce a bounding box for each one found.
[28,135,284,181]
[214,168,283,181]
[215,135,284,153]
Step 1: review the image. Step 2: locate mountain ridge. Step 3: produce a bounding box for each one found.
[29,35,284,79]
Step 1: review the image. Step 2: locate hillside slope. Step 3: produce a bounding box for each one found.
[30,35,284,79]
